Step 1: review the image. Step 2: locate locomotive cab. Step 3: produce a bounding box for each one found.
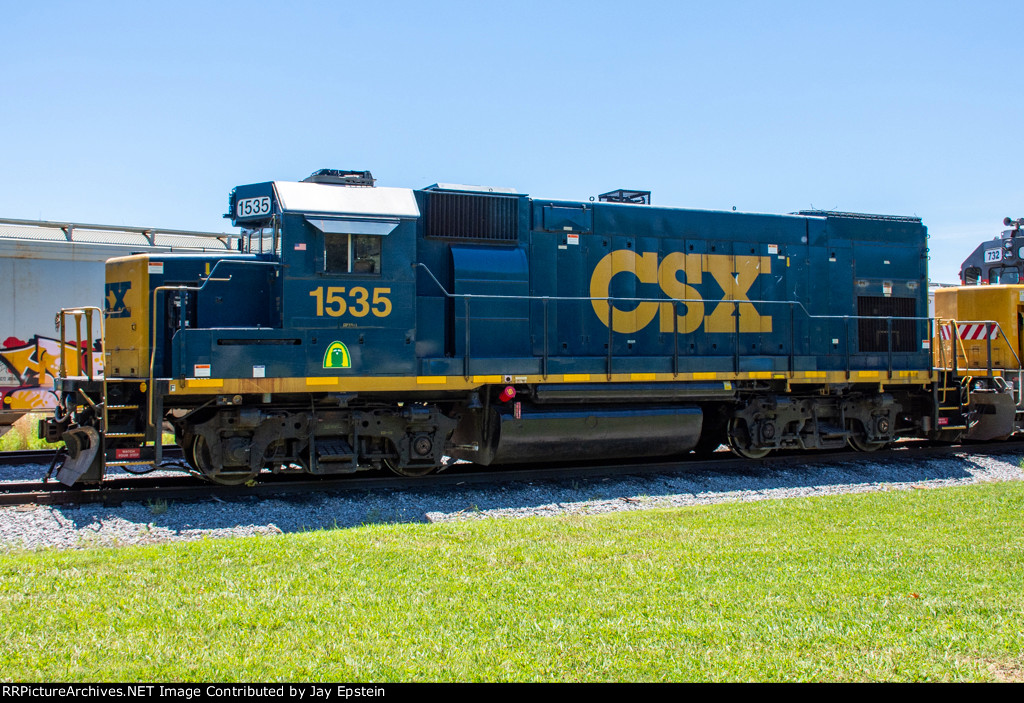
[960,217,1024,285]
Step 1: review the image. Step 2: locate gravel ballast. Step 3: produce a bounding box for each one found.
[1,451,1022,552]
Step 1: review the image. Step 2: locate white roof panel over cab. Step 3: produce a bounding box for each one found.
[272,182,420,218]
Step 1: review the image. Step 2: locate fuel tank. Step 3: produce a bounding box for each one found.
[450,404,703,465]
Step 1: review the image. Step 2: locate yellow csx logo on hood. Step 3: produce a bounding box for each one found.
[589,251,774,334]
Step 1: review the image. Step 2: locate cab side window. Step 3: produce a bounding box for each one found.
[997,267,1020,284]
[324,233,381,274]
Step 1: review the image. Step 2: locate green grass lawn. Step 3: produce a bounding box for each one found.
[1,481,1021,682]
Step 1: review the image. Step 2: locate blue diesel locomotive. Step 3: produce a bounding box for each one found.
[45,169,982,485]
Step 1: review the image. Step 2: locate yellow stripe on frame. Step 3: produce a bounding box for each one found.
[187,378,223,388]
[306,377,340,387]
[164,368,939,397]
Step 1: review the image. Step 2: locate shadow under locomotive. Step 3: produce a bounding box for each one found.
[42,451,1007,538]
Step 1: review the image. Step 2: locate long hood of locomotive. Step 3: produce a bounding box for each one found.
[152,182,932,395]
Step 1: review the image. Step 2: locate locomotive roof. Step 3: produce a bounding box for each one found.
[272,181,420,218]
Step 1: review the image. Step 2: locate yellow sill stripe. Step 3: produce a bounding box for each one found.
[306,377,339,387]
[161,369,935,395]
[186,378,223,388]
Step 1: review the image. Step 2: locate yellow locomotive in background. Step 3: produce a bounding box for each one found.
[932,217,1024,440]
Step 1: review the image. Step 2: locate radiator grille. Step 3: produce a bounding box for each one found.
[857,296,917,353]
[425,192,519,242]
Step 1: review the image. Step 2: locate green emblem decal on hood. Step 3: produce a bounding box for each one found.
[323,341,352,369]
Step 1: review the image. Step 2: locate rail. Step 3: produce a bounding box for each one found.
[413,263,931,382]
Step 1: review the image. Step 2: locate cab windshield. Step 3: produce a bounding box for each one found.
[241,218,281,256]
[992,267,1020,284]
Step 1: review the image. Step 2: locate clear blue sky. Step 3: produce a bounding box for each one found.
[2,0,1021,283]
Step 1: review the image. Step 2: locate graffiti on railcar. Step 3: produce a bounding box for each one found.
[0,336,103,411]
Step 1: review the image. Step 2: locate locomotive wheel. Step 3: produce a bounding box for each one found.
[181,432,199,472]
[727,418,771,459]
[846,420,887,452]
[847,434,887,452]
[382,457,437,478]
[190,434,260,486]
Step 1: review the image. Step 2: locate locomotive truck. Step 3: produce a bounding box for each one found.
[43,169,1011,485]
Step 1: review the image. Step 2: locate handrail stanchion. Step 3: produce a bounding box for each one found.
[74,315,83,378]
[733,301,740,375]
[946,319,954,384]
[58,312,67,380]
[542,297,549,380]
[672,301,679,377]
[789,305,795,374]
[887,317,893,380]
[606,302,613,381]
[986,320,994,378]
[845,316,851,380]
[464,297,471,381]
[85,309,94,379]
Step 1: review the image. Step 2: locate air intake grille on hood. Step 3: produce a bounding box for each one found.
[425,192,518,242]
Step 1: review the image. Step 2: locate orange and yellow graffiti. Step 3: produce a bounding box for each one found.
[0,336,103,411]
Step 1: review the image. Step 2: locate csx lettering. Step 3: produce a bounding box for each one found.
[310,286,392,318]
[589,251,772,334]
[105,281,132,318]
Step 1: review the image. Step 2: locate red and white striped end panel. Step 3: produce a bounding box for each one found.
[939,323,952,340]
[956,323,998,340]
